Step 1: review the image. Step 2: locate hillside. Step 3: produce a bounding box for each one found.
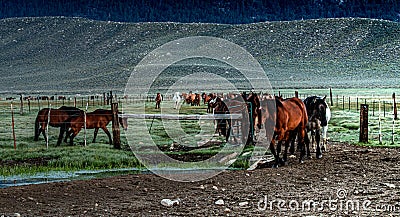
[0,17,399,95]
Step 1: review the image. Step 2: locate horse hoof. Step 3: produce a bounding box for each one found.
[317,154,323,159]
[272,164,279,168]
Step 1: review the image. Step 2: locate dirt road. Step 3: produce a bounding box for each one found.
[1,142,399,216]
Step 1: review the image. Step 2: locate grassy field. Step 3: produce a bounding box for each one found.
[0,98,250,176]
[1,87,399,177]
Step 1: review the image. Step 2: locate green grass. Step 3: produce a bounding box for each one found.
[1,87,400,177]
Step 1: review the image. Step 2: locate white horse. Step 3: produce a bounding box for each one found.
[321,102,331,151]
[173,92,181,109]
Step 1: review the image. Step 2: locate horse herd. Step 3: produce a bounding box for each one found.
[170,91,331,167]
[34,91,331,168]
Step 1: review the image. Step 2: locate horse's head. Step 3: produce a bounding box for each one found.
[118,113,128,131]
[246,92,262,128]
[212,97,228,112]
[309,96,329,127]
[259,95,277,131]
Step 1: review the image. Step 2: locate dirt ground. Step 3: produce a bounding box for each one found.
[1,142,400,216]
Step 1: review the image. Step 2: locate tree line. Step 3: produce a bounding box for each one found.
[1,0,399,24]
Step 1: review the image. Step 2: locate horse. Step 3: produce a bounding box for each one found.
[34,106,84,146]
[201,92,211,105]
[245,92,262,142]
[260,96,309,167]
[211,96,249,144]
[172,92,181,109]
[302,95,331,158]
[155,93,162,109]
[212,97,237,143]
[66,109,128,146]
[193,93,201,106]
[205,93,216,113]
[185,93,197,106]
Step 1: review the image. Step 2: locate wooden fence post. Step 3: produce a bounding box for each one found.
[356,98,359,111]
[329,88,333,106]
[384,101,386,117]
[295,91,298,98]
[84,103,88,147]
[372,101,375,116]
[348,97,351,110]
[19,94,24,115]
[111,103,121,149]
[359,104,368,143]
[342,96,345,110]
[46,105,51,149]
[393,93,398,120]
[378,101,382,144]
[11,103,17,150]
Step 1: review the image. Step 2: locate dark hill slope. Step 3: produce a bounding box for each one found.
[0,17,399,95]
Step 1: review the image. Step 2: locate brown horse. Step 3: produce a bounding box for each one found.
[260,96,309,167]
[155,93,162,109]
[201,92,210,105]
[212,96,249,144]
[212,97,232,142]
[193,93,201,106]
[66,109,128,146]
[34,106,83,146]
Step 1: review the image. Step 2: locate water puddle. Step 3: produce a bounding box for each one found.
[0,168,144,188]
[0,167,233,188]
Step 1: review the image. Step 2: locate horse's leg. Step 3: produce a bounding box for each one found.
[311,130,315,152]
[277,140,285,166]
[269,139,279,168]
[64,129,70,143]
[69,130,76,146]
[69,126,81,146]
[315,129,322,159]
[56,127,65,146]
[304,130,311,158]
[42,128,47,144]
[321,126,328,152]
[34,119,40,141]
[289,131,296,155]
[35,123,44,141]
[92,128,99,143]
[102,127,113,145]
[283,140,290,164]
[298,129,307,164]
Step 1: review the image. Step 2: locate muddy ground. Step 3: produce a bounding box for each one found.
[1,142,400,216]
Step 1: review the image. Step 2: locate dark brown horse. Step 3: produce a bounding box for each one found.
[155,93,162,109]
[66,109,128,146]
[245,92,262,144]
[212,96,249,144]
[260,96,309,167]
[34,106,83,146]
[193,93,201,106]
[205,93,216,113]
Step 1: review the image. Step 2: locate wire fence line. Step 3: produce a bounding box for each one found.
[0,90,399,147]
